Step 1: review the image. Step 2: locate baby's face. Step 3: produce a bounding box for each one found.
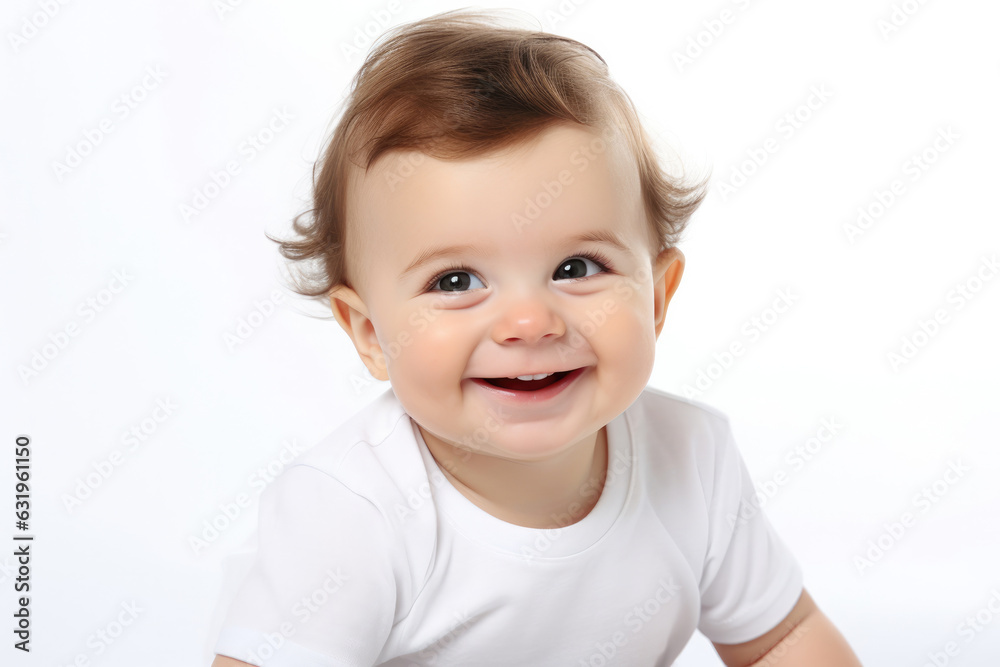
[334,123,682,461]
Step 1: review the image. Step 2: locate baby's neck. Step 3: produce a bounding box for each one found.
[425,426,608,530]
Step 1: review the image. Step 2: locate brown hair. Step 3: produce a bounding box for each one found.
[269,8,708,309]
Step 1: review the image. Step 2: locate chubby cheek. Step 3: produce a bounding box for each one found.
[595,287,657,385]
[384,310,472,419]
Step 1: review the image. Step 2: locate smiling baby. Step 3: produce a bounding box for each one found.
[211,8,862,667]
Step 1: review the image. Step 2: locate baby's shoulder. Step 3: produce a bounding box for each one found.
[630,385,733,440]
[625,386,743,494]
[290,389,426,506]
[267,390,438,585]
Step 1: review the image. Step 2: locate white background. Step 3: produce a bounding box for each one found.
[2,0,999,665]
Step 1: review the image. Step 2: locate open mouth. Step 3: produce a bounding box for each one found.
[479,370,573,392]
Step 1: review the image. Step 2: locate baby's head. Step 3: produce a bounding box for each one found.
[274,9,707,459]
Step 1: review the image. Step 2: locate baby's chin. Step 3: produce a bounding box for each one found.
[429,422,602,461]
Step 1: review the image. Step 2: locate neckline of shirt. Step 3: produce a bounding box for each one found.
[409,407,633,559]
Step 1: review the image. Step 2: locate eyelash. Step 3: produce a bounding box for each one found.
[422,250,615,293]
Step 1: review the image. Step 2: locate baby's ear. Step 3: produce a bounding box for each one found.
[652,247,685,340]
[329,285,389,381]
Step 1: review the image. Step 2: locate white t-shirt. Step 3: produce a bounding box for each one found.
[213,385,803,666]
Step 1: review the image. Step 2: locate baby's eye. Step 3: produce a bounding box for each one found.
[429,270,486,293]
[426,253,611,293]
[553,255,608,281]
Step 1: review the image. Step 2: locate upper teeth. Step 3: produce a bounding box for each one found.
[507,372,554,381]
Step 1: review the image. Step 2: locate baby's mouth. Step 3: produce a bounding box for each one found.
[480,371,571,391]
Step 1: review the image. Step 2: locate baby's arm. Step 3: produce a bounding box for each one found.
[712,588,862,666]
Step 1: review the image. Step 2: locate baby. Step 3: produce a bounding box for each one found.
[212,9,862,667]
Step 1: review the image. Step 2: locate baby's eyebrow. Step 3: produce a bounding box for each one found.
[573,229,631,254]
[400,243,489,279]
[399,229,631,279]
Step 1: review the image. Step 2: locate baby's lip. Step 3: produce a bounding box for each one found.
[470,366,584,379]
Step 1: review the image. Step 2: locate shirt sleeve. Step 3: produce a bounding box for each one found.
[696,421,804,645]
[213,463,398,666]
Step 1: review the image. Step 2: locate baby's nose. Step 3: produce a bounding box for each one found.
[490,297,566,345]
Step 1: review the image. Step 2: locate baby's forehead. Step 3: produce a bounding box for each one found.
[358,123,636,202]
[345,123,647,270]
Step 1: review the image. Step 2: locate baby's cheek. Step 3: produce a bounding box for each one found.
[400,326,466,386]
[604,302,657,365]
[413,318,466,364]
